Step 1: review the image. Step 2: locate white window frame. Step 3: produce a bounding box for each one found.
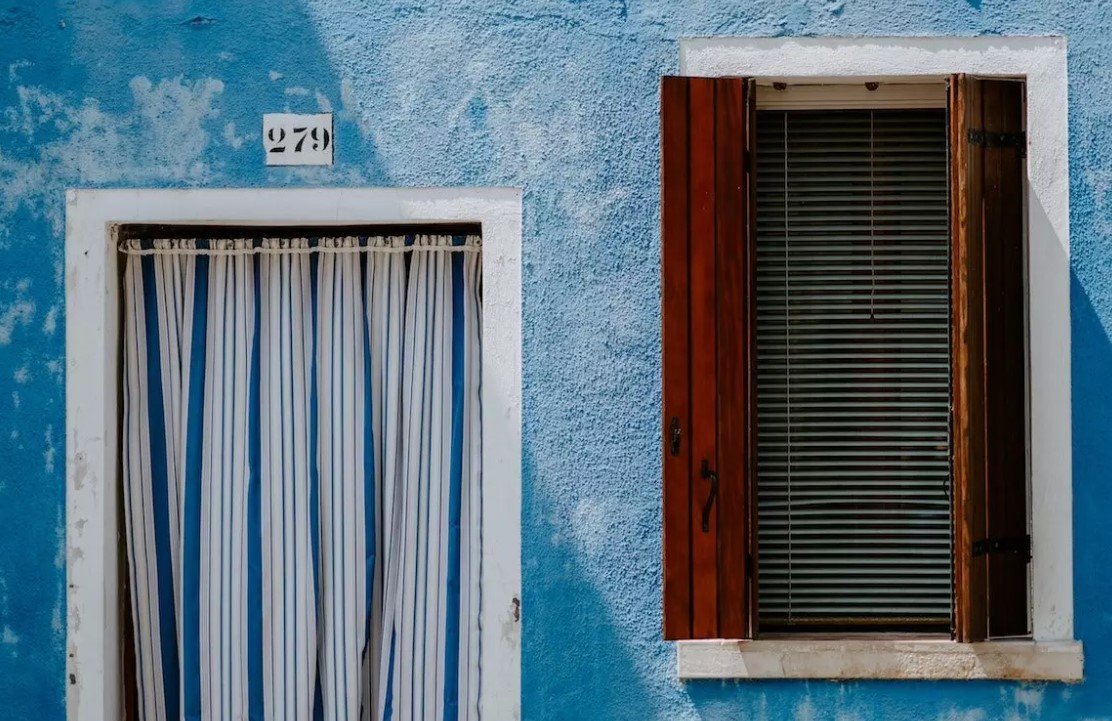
[64,188,523,720]
[677,36,1081,681]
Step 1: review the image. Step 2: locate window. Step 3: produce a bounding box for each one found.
[755,105,953,633]
[661,76,1029,642]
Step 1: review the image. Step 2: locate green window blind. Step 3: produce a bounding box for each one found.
[754,108,953,629]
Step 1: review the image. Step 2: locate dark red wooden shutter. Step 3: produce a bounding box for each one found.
[662,76,754,640]
[950,75,1030,641]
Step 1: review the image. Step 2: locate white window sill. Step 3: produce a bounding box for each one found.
[677,639,1084,682]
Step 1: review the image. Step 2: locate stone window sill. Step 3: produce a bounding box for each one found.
[677,639,1084,681]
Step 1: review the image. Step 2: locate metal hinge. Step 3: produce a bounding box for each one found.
[967,129,1027,158]
[972,534,1031,560]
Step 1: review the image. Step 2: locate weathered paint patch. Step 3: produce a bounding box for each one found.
[0,77,225,239]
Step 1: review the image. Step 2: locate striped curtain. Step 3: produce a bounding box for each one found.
[120,235,482,721]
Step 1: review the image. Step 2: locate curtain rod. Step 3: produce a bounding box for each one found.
[116,222,483,240]
[118,236,481,256]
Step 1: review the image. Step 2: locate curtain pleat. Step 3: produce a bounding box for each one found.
[317,239,368,721]
[121,235,482,721]
[259,239,317,721]
[193,242,255,721]
[123,253,171,721]
[459,251,482,718]
[366,239,406,721]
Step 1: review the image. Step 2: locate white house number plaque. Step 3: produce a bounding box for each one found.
[263,113,333,166]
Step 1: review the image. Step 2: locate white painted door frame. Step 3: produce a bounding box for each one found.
[64,187,522,721]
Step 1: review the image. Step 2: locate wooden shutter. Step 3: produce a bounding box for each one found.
[950,75,1030,641]
[661,76,754,640]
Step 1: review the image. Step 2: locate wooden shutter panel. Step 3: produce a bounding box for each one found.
[662,76,754,640]
[950,75,1030,641]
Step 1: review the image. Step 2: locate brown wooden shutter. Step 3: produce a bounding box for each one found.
[949,75,1030,641]
[662,76,754,640]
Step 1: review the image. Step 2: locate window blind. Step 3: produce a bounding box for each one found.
[754,109,952,628]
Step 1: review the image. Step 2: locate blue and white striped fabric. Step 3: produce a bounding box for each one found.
[121,235,482,721]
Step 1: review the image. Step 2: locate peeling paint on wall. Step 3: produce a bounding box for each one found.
[1,78,225,227]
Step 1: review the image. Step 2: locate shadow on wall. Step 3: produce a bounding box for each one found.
[521,445,670,721]
[1066,266,1112,716]
[0,0,385,718]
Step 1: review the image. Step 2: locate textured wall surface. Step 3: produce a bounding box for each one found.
[2,1,1112,719]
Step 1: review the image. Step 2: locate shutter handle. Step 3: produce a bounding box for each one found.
[669,417,681,455]
[700,459,718,533]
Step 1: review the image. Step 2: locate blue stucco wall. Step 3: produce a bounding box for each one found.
[2,1,1112,719]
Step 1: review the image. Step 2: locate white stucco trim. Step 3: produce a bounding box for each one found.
[681,36,1074,647]
[678,639,1083,682]
[64,187,522,721]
